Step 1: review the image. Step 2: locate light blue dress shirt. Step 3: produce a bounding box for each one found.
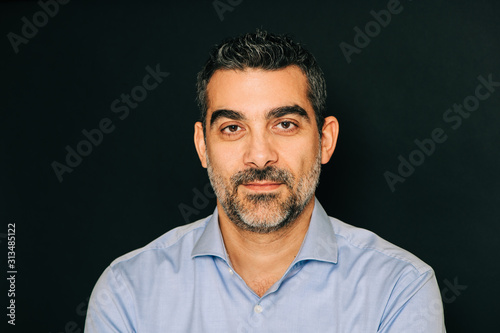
[85,199,446,332]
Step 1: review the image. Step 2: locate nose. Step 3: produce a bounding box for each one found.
[243,132,278,169]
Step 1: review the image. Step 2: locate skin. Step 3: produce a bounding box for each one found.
[194,65,339,297]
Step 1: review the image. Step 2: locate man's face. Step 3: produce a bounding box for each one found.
[196,66,326,233]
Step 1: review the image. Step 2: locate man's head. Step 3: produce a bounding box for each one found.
[196,30,327,136]
[194,31,338,234]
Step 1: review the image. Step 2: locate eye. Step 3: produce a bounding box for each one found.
[279,121,292,129]
[275,121,297,131]
[221,124,243,134]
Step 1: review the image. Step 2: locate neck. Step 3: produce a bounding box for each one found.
[217,198,315,287]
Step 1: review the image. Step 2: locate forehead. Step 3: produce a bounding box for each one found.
[206,66,312,117]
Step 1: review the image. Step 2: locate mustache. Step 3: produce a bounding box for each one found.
[230,166,294,188]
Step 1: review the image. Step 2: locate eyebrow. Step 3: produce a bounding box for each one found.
[210,109,245,127]
[209,105,310,128]
[265,105,310,122]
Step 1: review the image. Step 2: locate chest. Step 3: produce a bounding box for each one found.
[234,264,288,297]
[245,276,280,297]
[133,259,384,332]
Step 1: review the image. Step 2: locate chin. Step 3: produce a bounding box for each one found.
[233,196,296,233]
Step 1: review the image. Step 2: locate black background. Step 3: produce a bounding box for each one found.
[1,0,499,332]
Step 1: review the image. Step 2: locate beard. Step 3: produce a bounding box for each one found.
[206,143,322,234]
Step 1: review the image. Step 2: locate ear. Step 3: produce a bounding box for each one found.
[194,122,207,168]
[320,116,339,164]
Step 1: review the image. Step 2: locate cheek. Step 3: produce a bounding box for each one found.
[277,137,319,168]
[207,145,240,178]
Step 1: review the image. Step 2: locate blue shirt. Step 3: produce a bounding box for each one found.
[85,199,446,332]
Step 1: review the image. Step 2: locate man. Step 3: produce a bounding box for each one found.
[85,30,446,332]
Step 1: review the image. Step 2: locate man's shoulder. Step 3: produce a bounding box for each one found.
[328,216,432,275]
[108,215,211,269]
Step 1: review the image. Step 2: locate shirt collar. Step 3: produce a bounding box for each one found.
[294,198,338,264]
[191,198,338,264]
[191,206,228,260]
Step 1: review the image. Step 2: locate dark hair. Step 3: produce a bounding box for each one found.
[196,30,327,135]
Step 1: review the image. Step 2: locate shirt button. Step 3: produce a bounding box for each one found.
[228,268,234,275]
[254,304,263,314]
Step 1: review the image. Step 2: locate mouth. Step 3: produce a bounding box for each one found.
[241,182,283,192]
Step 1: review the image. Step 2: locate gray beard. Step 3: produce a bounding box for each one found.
[206,144,321,234]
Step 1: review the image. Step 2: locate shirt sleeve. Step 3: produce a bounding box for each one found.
[377,268,446,333]
[84,266,137,333]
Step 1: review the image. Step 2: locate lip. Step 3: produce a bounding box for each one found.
[241,182,283,191]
